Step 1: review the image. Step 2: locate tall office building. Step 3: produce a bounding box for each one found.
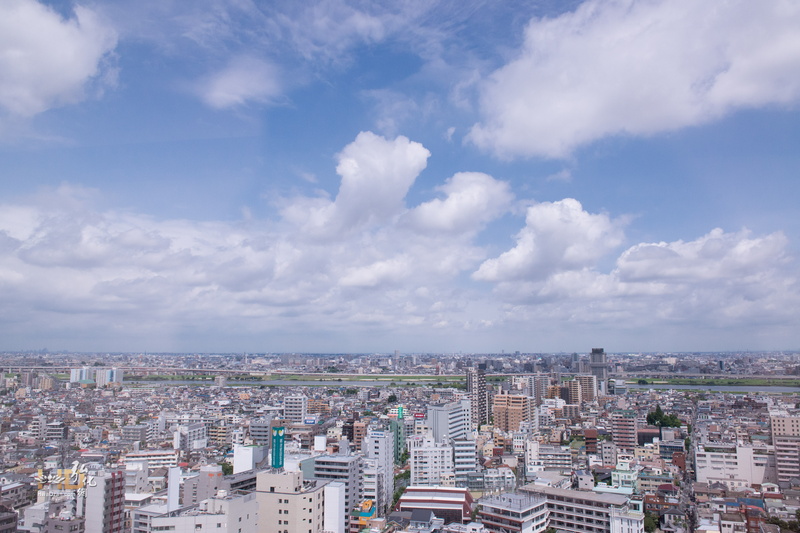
[492,393,533,433]
[467,367,488,430]
[589,348,608,395]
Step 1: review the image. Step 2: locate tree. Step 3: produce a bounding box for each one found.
[644,512,658,533]
[637,379,649,385]
[220,462,233,475]
[392,486,405,507]
[647,405,682,427]
[647,405,665,425]
[387,394,398,403]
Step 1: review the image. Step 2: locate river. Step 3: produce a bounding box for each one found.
[125,379,800,392]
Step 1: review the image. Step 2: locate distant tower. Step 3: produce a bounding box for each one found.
[589,348,608,395]
[467,366,488,430]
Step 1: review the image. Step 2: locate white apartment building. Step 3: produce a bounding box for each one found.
[694,443,775,490]
[123,450,179,469]
[160,492,257,533]
[479,492,548,533]
[452,439,478,486]
[427,400,470,443]
[770,411,800,483]
[313,455,362,531]
[362,429,395,516]
[256,470,326,533]
[408,434,454,486]
[521,485,644,533]
[173,422,208,451]
[284,396,308,424]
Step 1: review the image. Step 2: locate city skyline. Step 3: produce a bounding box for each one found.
[1,0,799,353]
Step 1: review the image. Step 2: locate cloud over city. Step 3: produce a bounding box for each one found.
[0,133,796,351]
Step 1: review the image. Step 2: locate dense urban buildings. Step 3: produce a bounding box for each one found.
[0,348,799,533]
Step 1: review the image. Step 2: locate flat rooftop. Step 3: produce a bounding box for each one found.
[520,484,630,506]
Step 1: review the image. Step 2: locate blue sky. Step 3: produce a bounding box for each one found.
[1,0,799,354]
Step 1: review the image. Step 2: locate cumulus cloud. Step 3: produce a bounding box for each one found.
[196,56,282,109]
[616,228,790,283]
[404,172,513,235]
[473,198,626,281]
[0,133,797,351]
[281,131,431,235]
[468,0,800,158]
[481,227,798,337]
[0,133,503,348]
[0,0,118,117]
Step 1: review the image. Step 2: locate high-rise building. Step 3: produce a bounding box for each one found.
[284,395,308,424]
[452,439,478,487]
[524,374,551,406]
[95,368,123,388]
[172,422,207,451]
[84,467,125,533]
[256,470,326,533]
[408,434,454,486]
[589,348,608,395]
[611,410,637,452]
[466,367,488,430]
[770,411,800,483]
[492,393,533,433]
[575,374,597,403]
[313,455,362,530]
[426,400,469,443]
[565,380,582,406]
[362,429,395,516]
[353,421,368,451]
[389,417,406,465]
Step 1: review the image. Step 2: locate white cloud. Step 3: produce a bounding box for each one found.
[0,0,117,117]
[468,0,800,158]
[473,198,626,281]
[616,228,790,283]
[278,0,387,63]
[197,56,281,109]
[481,228,798,337]
[404,172,513,236]
[282,131,431,235]
[0,134,797,351]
